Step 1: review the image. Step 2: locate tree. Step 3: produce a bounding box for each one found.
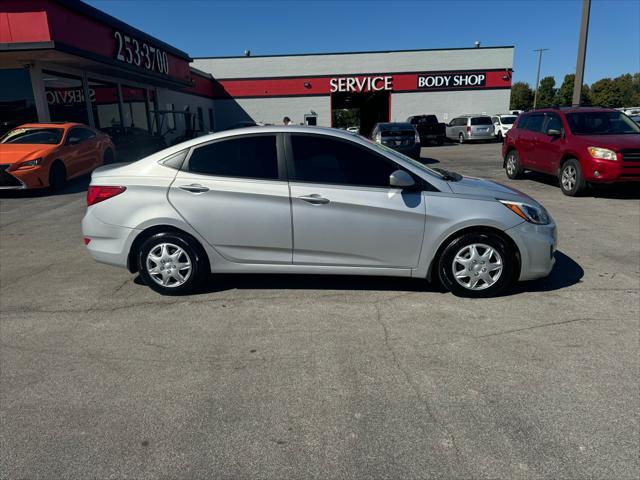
[536,76,556,107]
[510,82,533,110]
[614,73,636,106]
[556,74,575,106]
[590,78,621,107]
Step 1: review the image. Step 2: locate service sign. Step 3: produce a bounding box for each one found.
[330,76,393,93]
[417,73,486,89]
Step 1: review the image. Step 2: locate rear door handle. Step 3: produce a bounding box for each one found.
[299,194,330,205]
[179,184,209,193]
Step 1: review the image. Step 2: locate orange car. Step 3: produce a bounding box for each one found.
[0,122,115,190]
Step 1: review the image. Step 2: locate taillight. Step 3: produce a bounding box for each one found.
[467,126,472,135]
[87,185,126,206]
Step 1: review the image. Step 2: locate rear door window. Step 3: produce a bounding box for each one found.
[187,134,278,180]
[524,114,545,133]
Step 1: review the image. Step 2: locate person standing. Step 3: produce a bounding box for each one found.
[283,116,292,125]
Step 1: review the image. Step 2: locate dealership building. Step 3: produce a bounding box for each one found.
[1,0,514,153]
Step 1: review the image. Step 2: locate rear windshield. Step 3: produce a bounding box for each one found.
[471,117,492,125]
[413,116,437,124]
[565,111,640,135]
[0,127,64,144]
[500,116,517,125]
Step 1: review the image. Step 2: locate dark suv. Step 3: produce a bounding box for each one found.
[502,107,640,196]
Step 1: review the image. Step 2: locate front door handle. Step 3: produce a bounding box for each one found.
[299,194,330,205]
[179,184,209,193]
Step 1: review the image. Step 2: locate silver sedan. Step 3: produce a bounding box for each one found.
[82,126,556,297]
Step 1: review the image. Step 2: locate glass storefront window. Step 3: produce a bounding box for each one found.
[43,70,89,125]
[88,79,121,131]
[0,69,38,136]
[121,85,149,131]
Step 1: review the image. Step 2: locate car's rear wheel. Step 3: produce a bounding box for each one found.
[458,133,465,144]
[505,150,523,179]
[559,159,587,196]
[48,161,66,190]
[437,232,516,298]
[137,232,208,295]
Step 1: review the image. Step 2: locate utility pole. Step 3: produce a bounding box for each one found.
[572,0,591,106]
[533,48,549,109]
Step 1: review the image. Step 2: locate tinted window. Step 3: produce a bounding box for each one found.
[500,116,516,125]
[188,135,278,179]
[67,128,94,144]
[471,117,492,125]
[545,114,563,133]
[291,135,398,187]
[524,114,545,132]
[516,115,529,130]
[160,149,189,170]
[565,111,640,135]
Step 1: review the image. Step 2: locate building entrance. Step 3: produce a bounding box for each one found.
[331,91,389,137]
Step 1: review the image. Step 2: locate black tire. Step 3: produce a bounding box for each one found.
[48,161,66,190]
[559,158,587,196]
[103,148,114,165]
[437,232,517,298]
[436,137,443,146]
[137,232,209,295]
[505,150,524,179]
[496,131,504,143]
[458,133,465,144]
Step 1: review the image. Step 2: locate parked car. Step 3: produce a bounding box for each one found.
[370,122,421,159]
[82,126,557,298]
[631,115,640,125]
[407,114,446,145]
[0,122,115,190]
[502,107,640,196]
[491,114,517,141]
[446,115,495,144]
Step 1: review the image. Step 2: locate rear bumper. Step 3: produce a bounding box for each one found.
[506,220,557,281]
[466,133,495,141]
[82,208,139,268]
[388,144,421,157]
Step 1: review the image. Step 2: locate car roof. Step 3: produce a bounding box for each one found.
[374,122,414,128]
[527,107,621,114]
[17,122,86,129]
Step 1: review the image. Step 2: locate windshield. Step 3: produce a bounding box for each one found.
[0,127,64,144]
[565,111,640,135]
[500,116,517,125]
[471,117,492,125]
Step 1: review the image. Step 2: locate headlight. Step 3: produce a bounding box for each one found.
[374,132,382,143]
[18,158,43,168]
[588,146,617,161]
[499,200,550,225]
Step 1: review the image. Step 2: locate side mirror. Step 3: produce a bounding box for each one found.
[390,170,416,188]
[547,129,562,137]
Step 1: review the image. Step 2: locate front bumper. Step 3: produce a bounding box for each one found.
[82,208,140,268]
[581,157,640,183]
[506,220,557,281]
[0,164,48,189]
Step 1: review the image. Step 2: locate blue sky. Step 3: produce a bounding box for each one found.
[87,0,639,86]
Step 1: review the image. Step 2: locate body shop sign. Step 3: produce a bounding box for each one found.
[417,73,486,89]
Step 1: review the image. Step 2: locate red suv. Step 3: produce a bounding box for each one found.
[502,107,640,196]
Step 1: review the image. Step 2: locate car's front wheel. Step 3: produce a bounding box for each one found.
[437,232,516,298]
[137,232,208,295]
[559,159,587,196]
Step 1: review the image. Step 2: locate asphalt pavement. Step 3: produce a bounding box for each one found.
[1,142,638,479]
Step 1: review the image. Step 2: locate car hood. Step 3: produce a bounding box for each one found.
[0,144,56,164]
[448,175,537,203]
[573,134,640,150]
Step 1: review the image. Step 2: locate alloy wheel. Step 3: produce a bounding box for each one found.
[146,242,192,288]
[506,155,517,176]
[562,165,577,191]
[451,243,503,291]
